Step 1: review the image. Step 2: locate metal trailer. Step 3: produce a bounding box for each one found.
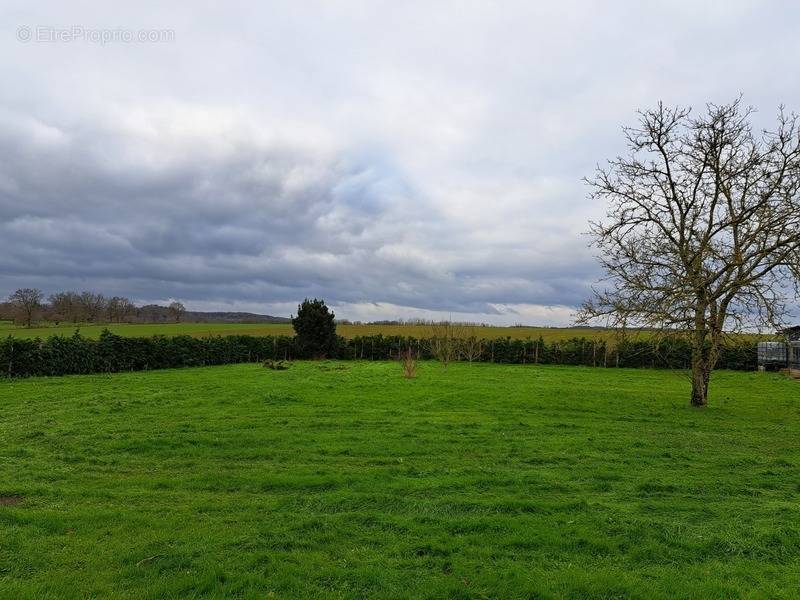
[757,341,788,371]
[790,342,800,375]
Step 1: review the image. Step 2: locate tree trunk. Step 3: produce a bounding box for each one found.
[690,340,717,407]
[690,358,708,407]
[690,304,710,406]
[690,322,710,407]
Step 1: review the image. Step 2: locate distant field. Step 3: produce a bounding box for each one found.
[1,362,798,597]
[0,321,620,342]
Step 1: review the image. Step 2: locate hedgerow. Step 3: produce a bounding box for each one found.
[0,330,758,378]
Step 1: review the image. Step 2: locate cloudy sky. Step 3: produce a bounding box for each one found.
[1,1,798,324]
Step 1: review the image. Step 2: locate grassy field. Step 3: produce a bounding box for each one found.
[1,362,798,598]
[0,321,619,342]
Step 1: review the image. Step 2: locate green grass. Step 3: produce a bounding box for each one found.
[1,362,799,598]
[0,321,620,342]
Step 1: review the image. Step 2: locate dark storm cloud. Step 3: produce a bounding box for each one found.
[0,110,577,316]
[2,1,800,324]
[0,118,383,292]
[0,94,600,320]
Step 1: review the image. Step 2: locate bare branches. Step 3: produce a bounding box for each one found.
[8,288,43,328]
[426,322,485,365]
[427,321,460,368]
[582,100,800,332]
[581,100,800,405]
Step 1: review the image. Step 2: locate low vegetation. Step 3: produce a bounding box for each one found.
[0,330,758,378]
[399,345,418,378]
[1,362,798,598]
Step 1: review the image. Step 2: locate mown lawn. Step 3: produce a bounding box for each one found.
[0,362,798,598]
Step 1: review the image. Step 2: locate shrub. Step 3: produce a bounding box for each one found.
[292,299,338,359]
[399,345,418,378]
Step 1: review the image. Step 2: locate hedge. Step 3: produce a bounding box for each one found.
[0,330,757,378]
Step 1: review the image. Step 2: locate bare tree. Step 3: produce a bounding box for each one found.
[9,288,43,327]
[118,298,137,322]
[0,302,15,322]
[168,301,186,323]
[427,321,461,367]
[78,291,107,323]
[49,291,82,323]
[106,297,120,323]
[106,296,135,323]
[458,326,485,363]
[580,99,800,406]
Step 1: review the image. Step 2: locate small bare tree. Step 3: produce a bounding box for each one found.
[427,321,460,368]
[580,99,800,406]
[458,326,485,363]
[399,344,418,378]
[9,288,43,328]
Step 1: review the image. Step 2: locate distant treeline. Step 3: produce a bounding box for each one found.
[0,288,289,325]
[0,331,757,378]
